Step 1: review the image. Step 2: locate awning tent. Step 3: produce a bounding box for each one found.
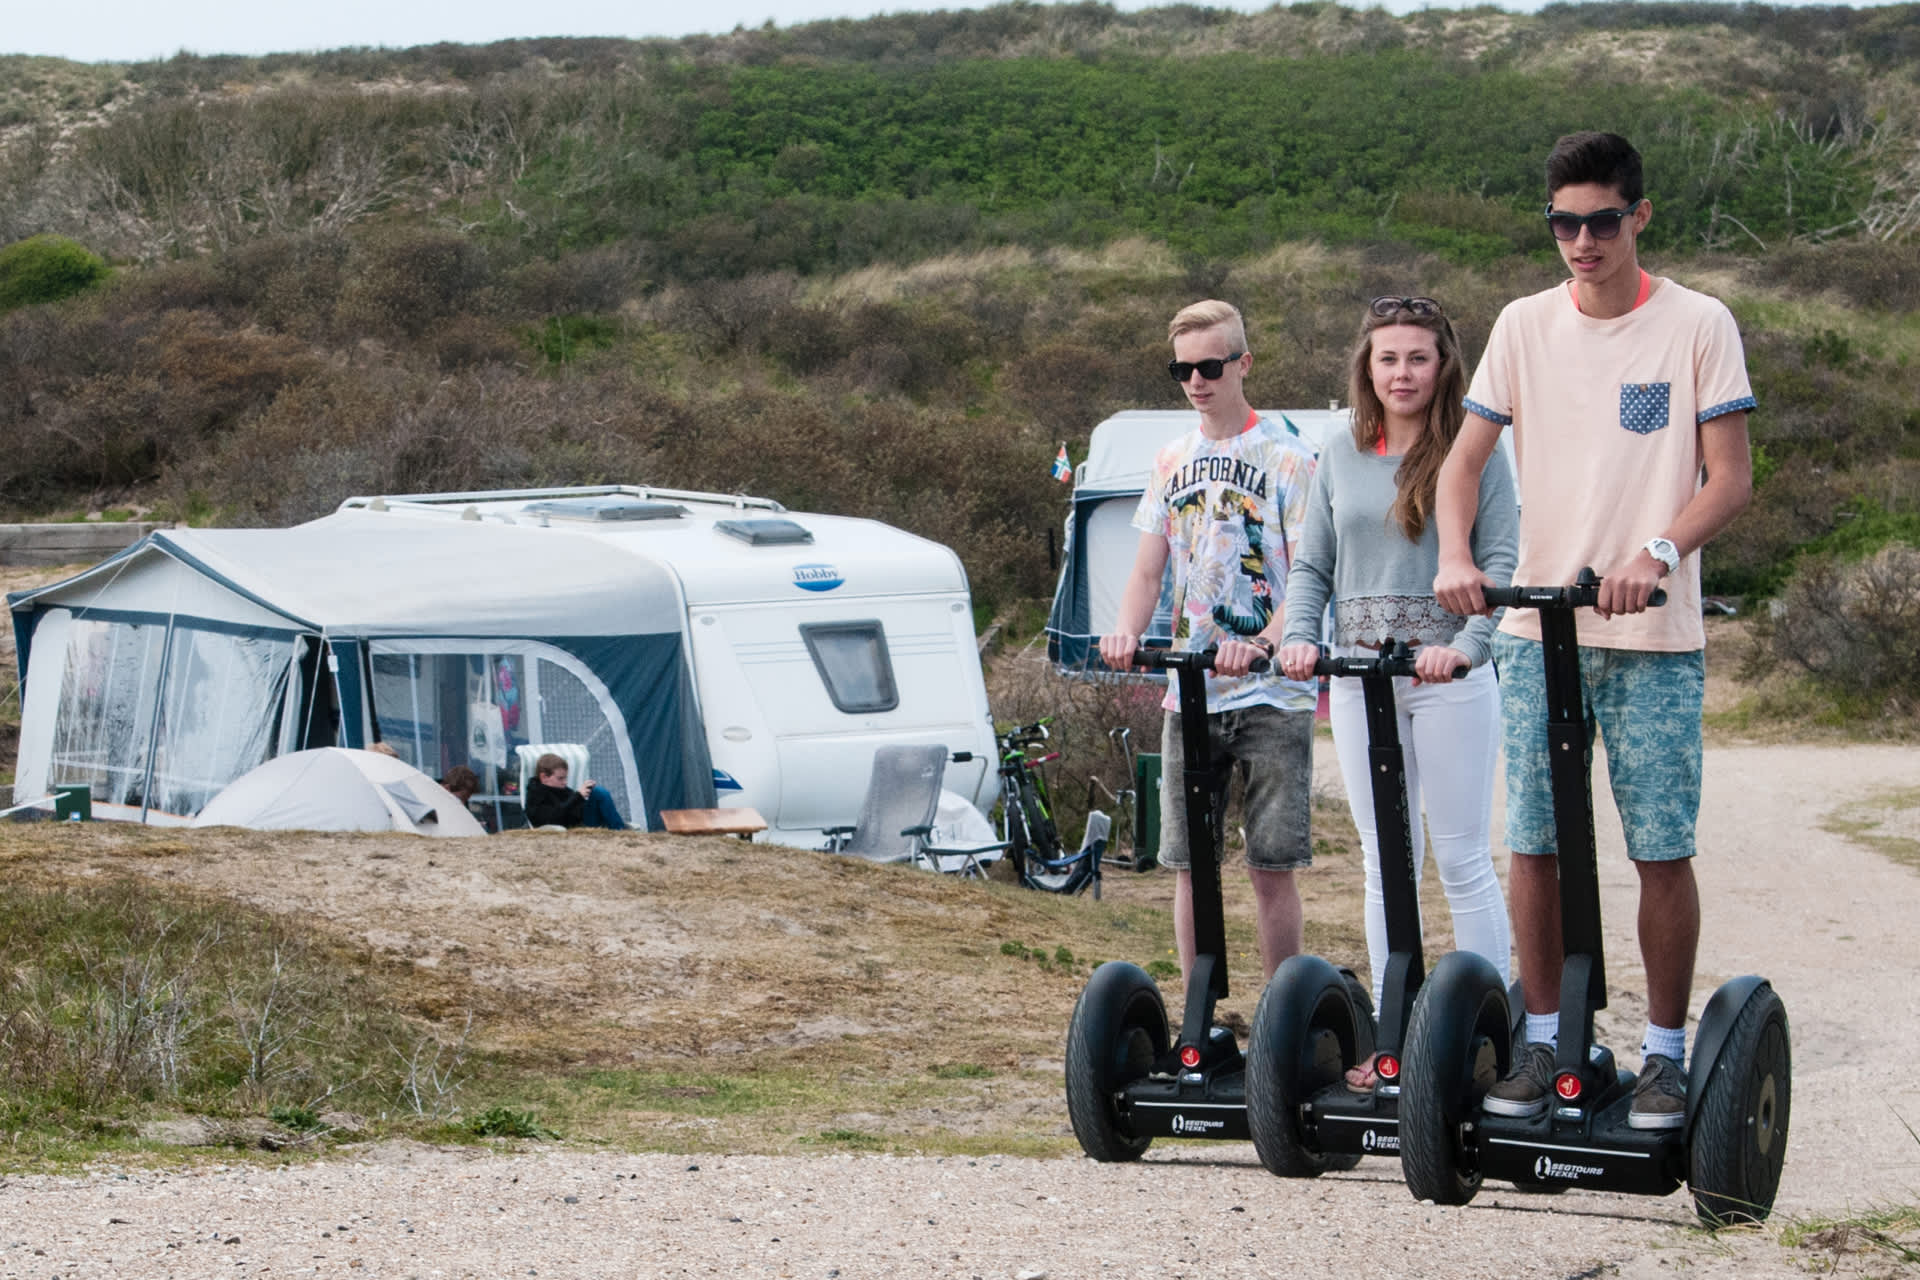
[9,516,715,829]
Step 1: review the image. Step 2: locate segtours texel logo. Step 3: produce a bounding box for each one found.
[792,563,844,592]
[1533,1154,1606,1181]
[1361,1128,1399,1152]
[1170,1113,1226,1135]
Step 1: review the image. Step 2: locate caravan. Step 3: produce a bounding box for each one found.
[9,487,997,844]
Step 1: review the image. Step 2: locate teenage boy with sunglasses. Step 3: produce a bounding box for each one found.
[1099,299,1319,989]
[1433,131,1755,1128]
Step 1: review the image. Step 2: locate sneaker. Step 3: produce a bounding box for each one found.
[1627,1053,1687,1131]
[1482,1041,1557,1118]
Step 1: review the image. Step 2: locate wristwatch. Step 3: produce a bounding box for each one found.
[1643,536,1680,575]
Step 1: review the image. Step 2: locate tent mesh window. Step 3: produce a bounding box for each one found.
[48,619,290,817]
[368,648,634,825]
[531,659,632,819]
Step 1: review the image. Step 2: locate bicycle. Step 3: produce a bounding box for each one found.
[989,719,1100,897]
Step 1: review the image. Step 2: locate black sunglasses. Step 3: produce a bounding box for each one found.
[1168,352,1244,383]
[1544,201,1642,242]
[1369,296,1443,319]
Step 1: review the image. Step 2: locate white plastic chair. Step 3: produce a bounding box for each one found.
[514,743,590,830]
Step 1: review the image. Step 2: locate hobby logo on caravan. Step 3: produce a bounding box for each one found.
[1170,1113,1227,1135]
[1360,1128,1399,1152]
[1533,1154,1607,1181]
[792,564,845,592]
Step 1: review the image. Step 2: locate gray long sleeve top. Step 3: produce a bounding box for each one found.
[1281,433,1519,668]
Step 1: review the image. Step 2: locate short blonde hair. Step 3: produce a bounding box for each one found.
[1168,300,1248,355]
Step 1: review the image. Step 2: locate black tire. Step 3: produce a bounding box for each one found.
[1246,956,1375,1178]
[1399,952,1507,1206]
[1065,962,1167,1162]
[1690,986,1791,1227]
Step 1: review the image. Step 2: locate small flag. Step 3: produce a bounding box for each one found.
[1051,444,1072,484]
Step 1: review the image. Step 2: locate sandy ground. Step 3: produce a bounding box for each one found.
[1,742,1916,1277]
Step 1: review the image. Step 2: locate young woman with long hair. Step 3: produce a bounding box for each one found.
[1278,296,1518,1091]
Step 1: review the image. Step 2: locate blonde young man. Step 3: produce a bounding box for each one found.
[1098,300,1319,986]
[1434,132,1755,1129]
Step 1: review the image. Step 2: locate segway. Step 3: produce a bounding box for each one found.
[1065,645,1315,1159]
[1245,640,1466,1176]
[1398,569,1791,1225]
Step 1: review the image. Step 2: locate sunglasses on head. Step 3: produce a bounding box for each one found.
[1369,296,1443,319]
[1544,201,1642,242]
[1168,352,1244,383]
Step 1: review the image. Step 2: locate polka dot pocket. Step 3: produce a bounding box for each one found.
[1619,381,1671,435]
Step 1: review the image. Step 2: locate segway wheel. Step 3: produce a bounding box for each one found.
[1246,956,1375,1178]
[1399,951,1507,1206]
[1690,985,1791,1227]
[1065,962,1168,1162]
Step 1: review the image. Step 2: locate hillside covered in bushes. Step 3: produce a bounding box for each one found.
[1,1,1917,631]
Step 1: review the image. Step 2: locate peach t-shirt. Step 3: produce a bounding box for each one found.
[1463,277,1756,651]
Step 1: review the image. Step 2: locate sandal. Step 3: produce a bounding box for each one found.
[1345,1054,1381,1094]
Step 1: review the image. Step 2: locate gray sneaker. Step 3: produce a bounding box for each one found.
[1483,1041,1557,1118]
[1628,1053,1687,1130]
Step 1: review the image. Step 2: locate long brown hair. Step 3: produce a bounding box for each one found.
[1346,302,1467,542]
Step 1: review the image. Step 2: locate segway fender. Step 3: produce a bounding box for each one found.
[1684,975,1771,1143]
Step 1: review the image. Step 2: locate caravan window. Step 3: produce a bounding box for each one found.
[367,645,636,825]
[799,621,898,715]
[48,618,292,817]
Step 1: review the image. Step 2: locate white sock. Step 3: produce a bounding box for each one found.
[1525,1012,1558,1047]
[1642,1022,1686,1067]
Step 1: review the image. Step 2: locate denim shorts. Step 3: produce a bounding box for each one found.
[1493,633,1703,863]
[1159,704,1314,872]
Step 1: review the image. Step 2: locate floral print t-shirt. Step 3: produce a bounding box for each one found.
[1132,417,1318,714]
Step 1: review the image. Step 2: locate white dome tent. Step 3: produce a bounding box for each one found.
[191,747,486,837]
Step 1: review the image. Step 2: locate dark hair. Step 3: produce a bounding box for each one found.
[1346,301,1467,543]
[1546,131,1643,206]
[442,765,480,797]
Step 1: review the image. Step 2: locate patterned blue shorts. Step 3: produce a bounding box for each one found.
[1493,634,1704,863]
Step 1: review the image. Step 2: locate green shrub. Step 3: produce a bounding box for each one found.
[1755,543,1920,711]
[0,235,110,311]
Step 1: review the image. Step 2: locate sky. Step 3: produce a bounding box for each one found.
[11,0,1889,65]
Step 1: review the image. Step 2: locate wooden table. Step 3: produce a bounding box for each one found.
[660,806,768,838]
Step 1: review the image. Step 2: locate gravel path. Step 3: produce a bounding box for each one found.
[3,744,1915,1279]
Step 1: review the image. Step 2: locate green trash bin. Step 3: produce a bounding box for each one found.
[53,785,92,822]
[1132,753,1161,870]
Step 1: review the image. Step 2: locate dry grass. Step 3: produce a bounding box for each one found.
[0,811,1369,1158]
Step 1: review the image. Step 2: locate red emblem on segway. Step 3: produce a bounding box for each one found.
[1555,1072,1583,1101]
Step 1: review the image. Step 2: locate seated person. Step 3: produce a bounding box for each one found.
[440,765,494,833]
[524,753,627,830]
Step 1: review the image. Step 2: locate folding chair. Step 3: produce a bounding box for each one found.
[514,743,590,831]
[822,745,1007,878]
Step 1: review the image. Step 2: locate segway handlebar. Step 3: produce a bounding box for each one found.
[1482,567,1666,611]
[1129,645,1270,675]
[1311,638,1466,681]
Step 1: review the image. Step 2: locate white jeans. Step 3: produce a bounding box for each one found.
[1327,655,1511,1007]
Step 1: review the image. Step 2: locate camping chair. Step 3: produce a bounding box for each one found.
[514,743,591,831]
[822,745,1007,878]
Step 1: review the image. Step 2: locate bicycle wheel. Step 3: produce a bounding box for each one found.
[1018,780,1087,893]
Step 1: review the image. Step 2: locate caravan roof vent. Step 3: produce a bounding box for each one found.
[716,518,814,546]
[521,496,688,523]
